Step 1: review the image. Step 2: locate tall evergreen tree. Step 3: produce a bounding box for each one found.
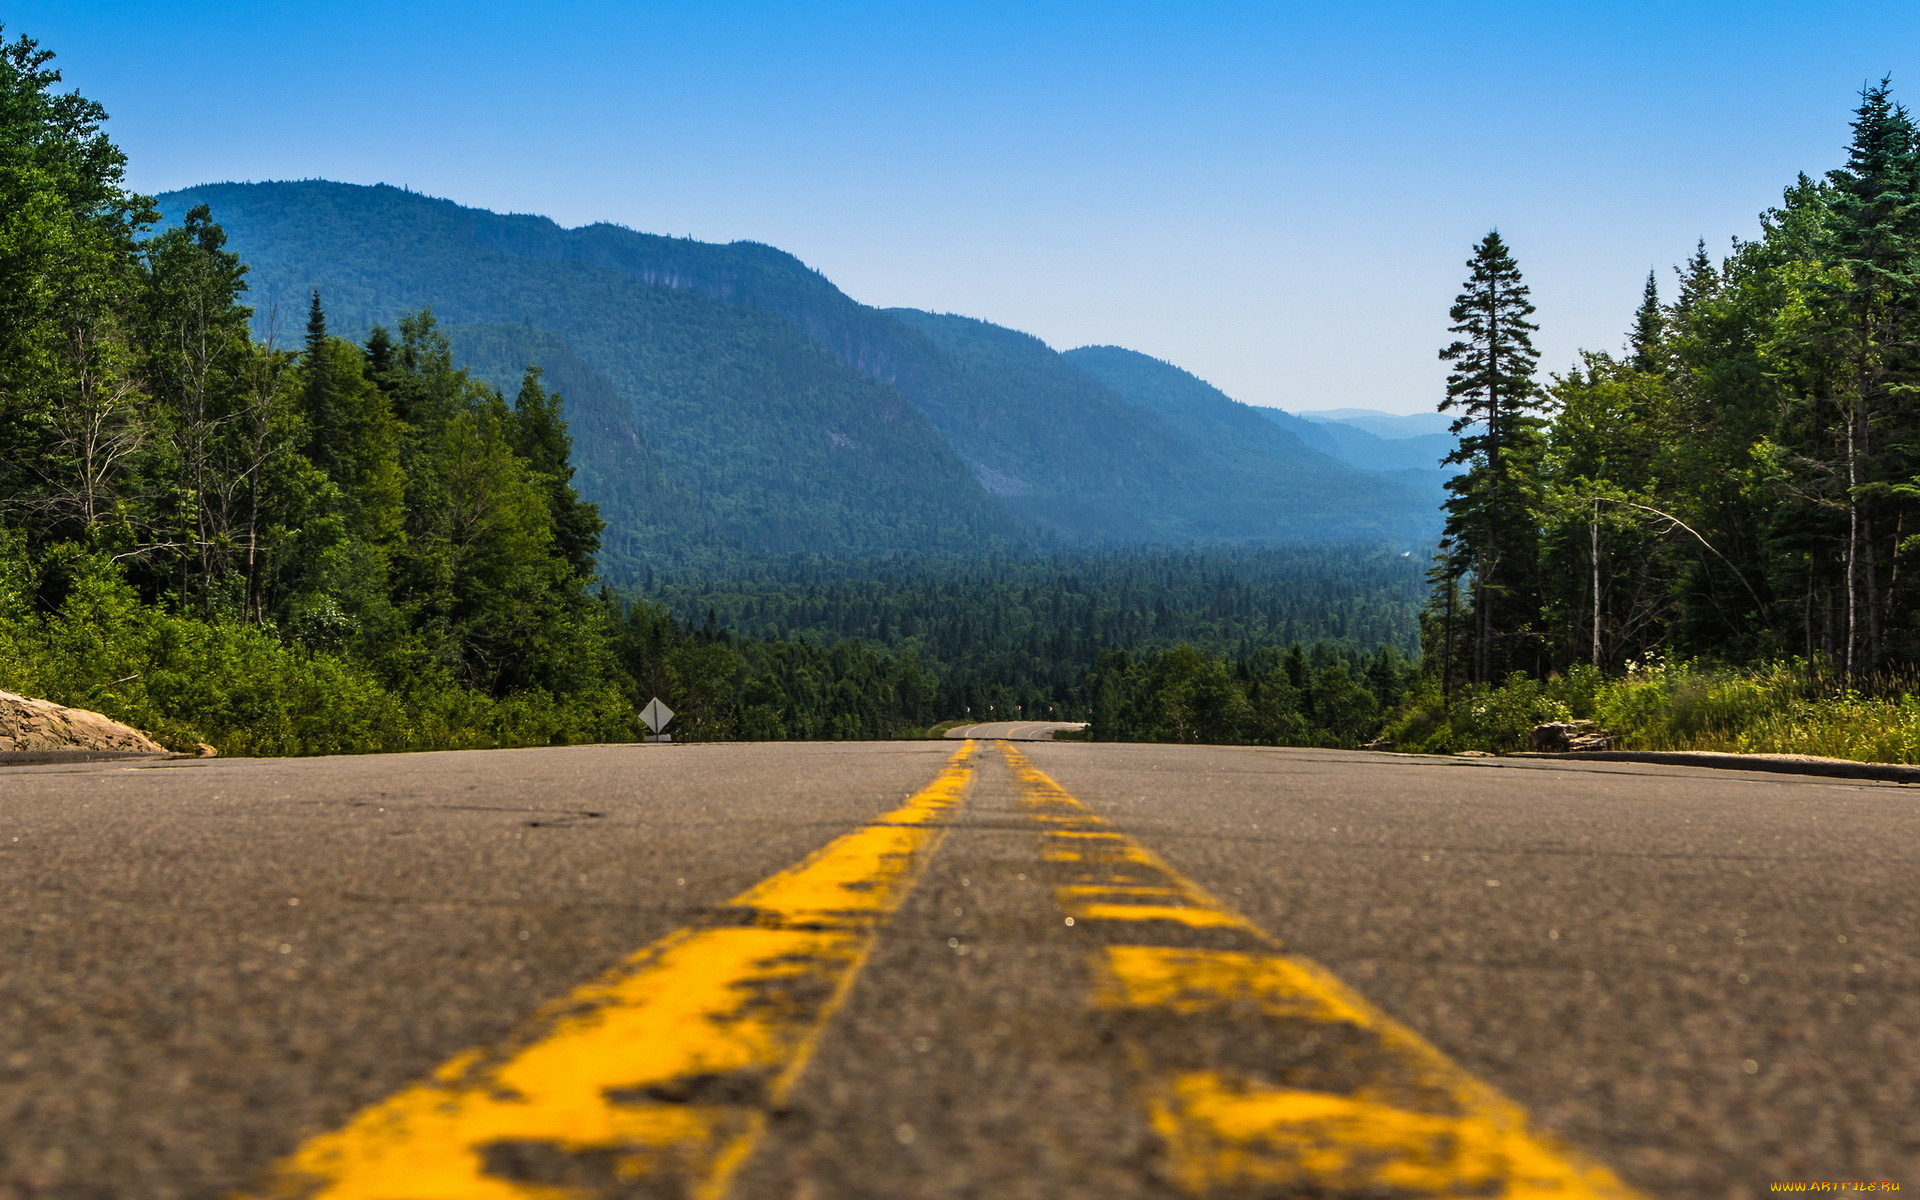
[1435,231,1547,683]
[363,325,396,387]
[1629,270,1665,371]
[1816,79,1920,675]
[512,366,603,579]
[303,289,326,362]
[301,290,335,467]
[1673,239,1720,320]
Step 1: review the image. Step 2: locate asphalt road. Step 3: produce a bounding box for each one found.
[942,721,1087,740]
[2,740,1914,1198]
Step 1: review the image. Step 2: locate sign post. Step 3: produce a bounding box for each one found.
[640,697,675,743]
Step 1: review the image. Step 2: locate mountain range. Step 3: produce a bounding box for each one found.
[1287,410,1462,474]
[156,181,1450,580]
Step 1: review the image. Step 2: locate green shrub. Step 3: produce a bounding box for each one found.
[1388,657,1920,764]
[0,546,636,755]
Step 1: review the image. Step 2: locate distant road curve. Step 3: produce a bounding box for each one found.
[943,720,1087,740]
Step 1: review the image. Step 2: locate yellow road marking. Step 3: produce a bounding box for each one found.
[1072,903,1247,928]
[999,742,1646,1200]
[1056,884,1183,899]
[242,743,977,1200]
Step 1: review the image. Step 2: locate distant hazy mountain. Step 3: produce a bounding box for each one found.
[157,180,1443,572]
[1266,408,1462,475]
[1057,345,1443,539]
[1296,408,1456,438]
[1285,421,1457,475]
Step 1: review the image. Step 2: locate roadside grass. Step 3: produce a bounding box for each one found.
[1385,658,1920,764]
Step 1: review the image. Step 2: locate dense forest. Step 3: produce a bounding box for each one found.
[32,19,1919,763]
[1430,82,1920,680]
[0,18,625,753]
[0,26,1421,754]
[0,28,836,751]
[1063,80,1920,761]
[1380,80,1920,757]
[649,548,1423,735]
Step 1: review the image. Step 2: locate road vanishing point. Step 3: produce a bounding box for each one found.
[2,734,1914,1197]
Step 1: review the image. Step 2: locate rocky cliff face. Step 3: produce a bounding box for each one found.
[0,691,169,755]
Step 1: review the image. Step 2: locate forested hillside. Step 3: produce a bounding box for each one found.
[1286,411,1460,475]
[0,27,633,753]
[0,24,1431,755]
[155,181,1442,563]
[0,29,943,751]
[152,181,1029,577]
[1060,344,1450,523]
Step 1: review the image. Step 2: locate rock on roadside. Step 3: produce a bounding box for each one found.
[0,690,169,755]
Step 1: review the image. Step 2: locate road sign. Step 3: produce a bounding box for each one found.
[640,697,674,734]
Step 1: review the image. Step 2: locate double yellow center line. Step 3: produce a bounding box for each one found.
[242,740,1644,1199]
[245,745,977,1200]
[1005,743,1644,1200]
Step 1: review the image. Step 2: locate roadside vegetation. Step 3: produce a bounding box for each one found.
[13,21,1920,763]
[0,27,1419,754]
[1358,81,1920,767]
[1086,643,1412,748]
[0,28,930,753]
[1385,660,1920,763]
[1085,83,1920,765]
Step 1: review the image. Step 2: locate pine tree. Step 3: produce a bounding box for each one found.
[1436,230,1547,684]
[512,366,604,578]
[302,290,340,475]
[1811,79,1920,675]
[364,325,396,387]
[304,289,327,362]
[1827,79,1920,288]
[1673,239,1719,320]
[1629,270,1664,371]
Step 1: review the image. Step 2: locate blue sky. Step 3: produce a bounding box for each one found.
[13,1,1919,413]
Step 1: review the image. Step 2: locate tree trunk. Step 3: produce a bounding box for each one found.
[1844,391,1860,684]
[1590,497,1602,669]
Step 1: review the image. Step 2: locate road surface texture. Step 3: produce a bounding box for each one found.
[2,739,1913,1198]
